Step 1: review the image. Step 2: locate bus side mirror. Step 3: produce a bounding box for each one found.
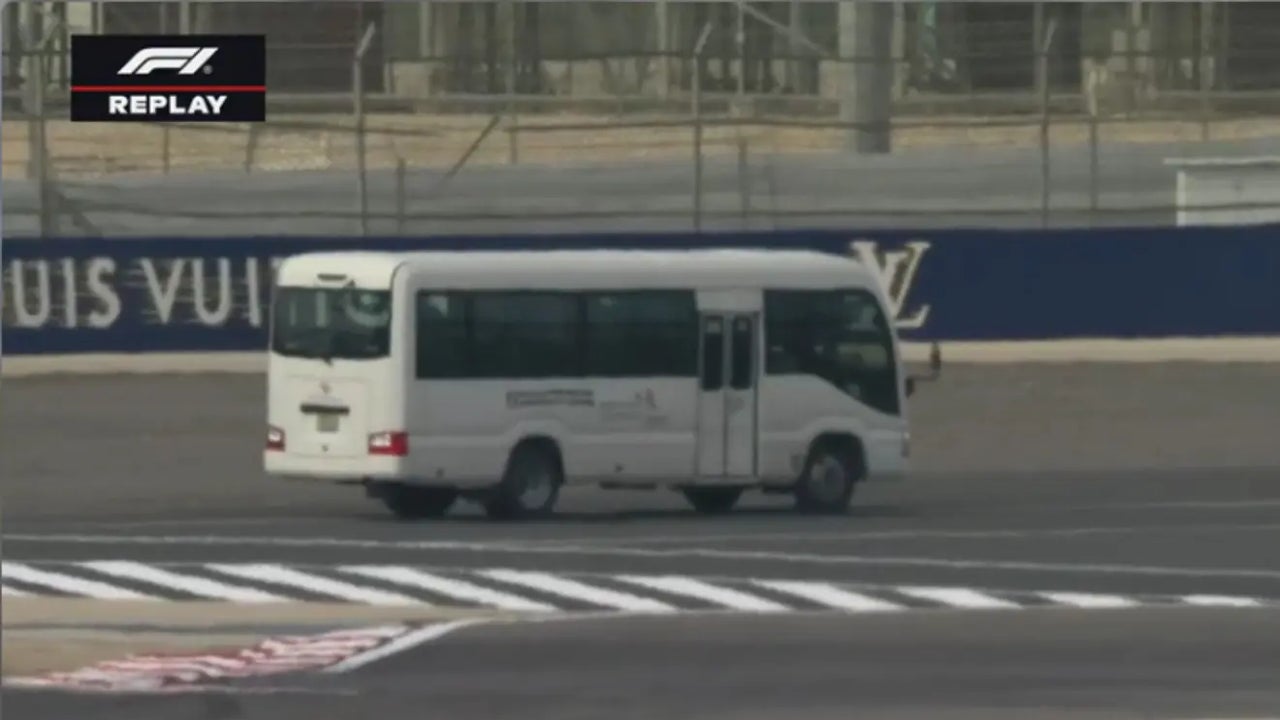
[906,342,942,397]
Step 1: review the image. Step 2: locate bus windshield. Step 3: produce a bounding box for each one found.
[270,286,392,361]
[764,289,900,416]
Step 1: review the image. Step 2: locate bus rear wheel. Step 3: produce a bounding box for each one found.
[380,484,458,520]
[683,487,743,514]
[483,443,562,520]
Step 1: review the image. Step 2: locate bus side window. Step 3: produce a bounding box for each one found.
[415,292,469,379]
[471,292,579,379]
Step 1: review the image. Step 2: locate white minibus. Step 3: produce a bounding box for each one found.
[264,249,940,520]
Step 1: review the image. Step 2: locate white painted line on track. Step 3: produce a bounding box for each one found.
[1180,595,1263,608]
[895,587,1022,610]
[1,562,155,600]
[1091,499,1280,511]
[322,620,490,674]
[3,560,1275,614]
[1037,591,1138,609]
[1,584,31,597]
[338,566,557,613]
[204,564,419,606]
[81,561,288,604]
[42,520,1280,550]
[11,534,1280,585]
[529,521,1280,547]
[750,580,906,612]
[614,575,790,612]
[480,569,677,613]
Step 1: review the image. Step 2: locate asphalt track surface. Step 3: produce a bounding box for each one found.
[5,364,1280,717]
[8,134,1280,237]
[8,610,1280,719]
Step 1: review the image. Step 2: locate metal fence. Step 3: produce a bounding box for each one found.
[6,0,1280,238]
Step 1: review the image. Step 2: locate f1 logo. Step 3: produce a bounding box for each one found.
[117,47,217,75]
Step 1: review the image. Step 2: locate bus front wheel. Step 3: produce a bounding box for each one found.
[794,440,860,514]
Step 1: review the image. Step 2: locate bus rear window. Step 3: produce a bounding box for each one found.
[271,287,392,361]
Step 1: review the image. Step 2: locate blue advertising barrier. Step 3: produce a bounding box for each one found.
[3,225,1280,355]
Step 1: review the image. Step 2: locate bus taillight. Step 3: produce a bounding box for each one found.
[368,431,408,457]
[266,425,286,451]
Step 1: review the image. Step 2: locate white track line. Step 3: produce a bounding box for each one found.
[1181,595,1263,608]
[15,533,1280,583]
[1,584,31,597]
[614,575,789,612]
[1038,591,1138,609]
[81,561,288,604]
[1,562,155,601]
[750,580,906,612]
[479,569,676,613]
[204,564,419,606]
[339,566,557,613]
[322,620,489,674]
[894,586,1021,610]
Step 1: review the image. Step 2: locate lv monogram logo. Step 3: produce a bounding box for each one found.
[848,240,932,330]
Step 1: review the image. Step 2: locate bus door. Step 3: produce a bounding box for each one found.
[697,312,759,478]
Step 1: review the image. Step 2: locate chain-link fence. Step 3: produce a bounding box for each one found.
[6,1,1280,238]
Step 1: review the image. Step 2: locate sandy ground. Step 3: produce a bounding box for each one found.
[2,598,513,677]
[4,113,1277,180]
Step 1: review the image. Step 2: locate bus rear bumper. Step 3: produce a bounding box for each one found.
[264,451,404,482]
[264,452,500,490]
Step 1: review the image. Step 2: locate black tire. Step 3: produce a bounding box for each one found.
[483,444,562,520]
[794,442,859,514]
[380,484,458,520]
[683,487,743,515]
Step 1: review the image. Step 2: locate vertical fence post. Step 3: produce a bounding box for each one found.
[736,135,750,228]
[1085,52,1100,221]
[656,0,670,100]
[162,124,172,174]
[691,22,714,233]
[243,123,259,173]
[506,0,518,164]
[506,113,519,165]
[1036,8,1057,229]
[1088,93,1100,219]
[1198,0,1212,142]
[395,157,406,234]
[786,0,801,93]
[735,0,746,99]
[353,21,377,237]
[22,0,52,238]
